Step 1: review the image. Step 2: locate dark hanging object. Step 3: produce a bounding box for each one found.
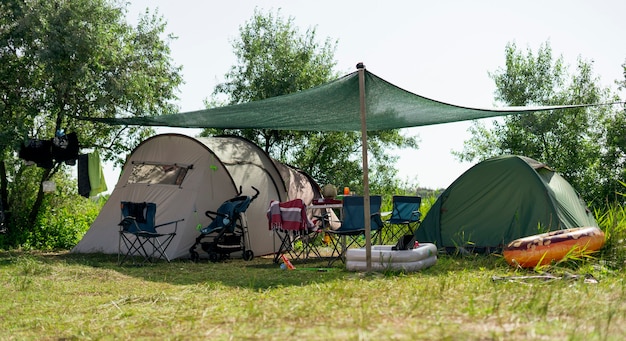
[18,139,54,169]
[77,154,91,198]
[52,132,79,163]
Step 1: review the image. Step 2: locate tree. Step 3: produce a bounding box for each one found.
[455,42,622,206]
[203,8,417,193]
[0,0,182,246]
[601,59,626,199]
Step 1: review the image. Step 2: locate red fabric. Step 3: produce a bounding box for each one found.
[268,200,282,230]
[267,199,314,231]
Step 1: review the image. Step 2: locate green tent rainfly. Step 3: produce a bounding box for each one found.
[416,155,598,252]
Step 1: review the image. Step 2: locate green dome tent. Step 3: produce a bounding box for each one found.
[415,155,598,252]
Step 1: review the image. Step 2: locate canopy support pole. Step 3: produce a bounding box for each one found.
[357,62,371,272]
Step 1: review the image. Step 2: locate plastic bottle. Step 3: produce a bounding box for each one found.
[280,254,296,270]
[323,232,331,245]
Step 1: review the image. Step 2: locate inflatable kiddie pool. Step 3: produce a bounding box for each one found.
[345,243,438,272]
[503,226,605,268]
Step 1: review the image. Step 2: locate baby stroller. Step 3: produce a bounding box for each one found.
[189,186,259,262]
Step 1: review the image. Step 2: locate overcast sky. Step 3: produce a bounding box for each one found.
[102,0,626,191]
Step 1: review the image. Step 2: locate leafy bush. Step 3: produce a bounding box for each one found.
[29,198,104,249]
[0,167,106,250]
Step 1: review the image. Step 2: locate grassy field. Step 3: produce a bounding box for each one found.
[1,247,625,340]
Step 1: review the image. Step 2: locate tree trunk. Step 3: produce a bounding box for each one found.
[0,159,8,211]
[27,168,52,227]
[0,159,8,232]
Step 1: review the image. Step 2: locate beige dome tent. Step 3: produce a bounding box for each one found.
[72,133,324,259]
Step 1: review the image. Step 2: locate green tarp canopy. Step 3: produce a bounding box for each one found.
[85,69,597,130]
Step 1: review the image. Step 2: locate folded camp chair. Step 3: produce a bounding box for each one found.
[327,195,383,266]
[118,201,184,265]
[384,196,422,243]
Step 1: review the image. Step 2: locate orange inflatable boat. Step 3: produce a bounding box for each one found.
[503,226,605,268]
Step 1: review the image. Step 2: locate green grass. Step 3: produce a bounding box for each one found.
[1,249,625,340]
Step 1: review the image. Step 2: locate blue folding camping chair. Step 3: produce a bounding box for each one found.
[118,201,184,265]
[384,195,422,243]
[326,195,384,266]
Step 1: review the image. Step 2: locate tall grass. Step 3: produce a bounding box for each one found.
[588,181,626,271]
[1,191,625,339]
[1,251,625,340]
[596,201,626,270]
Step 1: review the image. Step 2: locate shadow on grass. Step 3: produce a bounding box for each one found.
[0,248,536,290]
[0,249,356,289]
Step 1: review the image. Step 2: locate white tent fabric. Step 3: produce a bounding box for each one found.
[199,136,288,256]
[72,133,324,259]
[72,134,238,259]
[273,160,341,229]
[273,160,319,204]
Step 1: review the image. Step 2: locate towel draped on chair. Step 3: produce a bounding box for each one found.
[267,199,315,231]
[267,199,320,263]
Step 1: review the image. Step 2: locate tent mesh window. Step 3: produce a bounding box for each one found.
[128,162,192,186]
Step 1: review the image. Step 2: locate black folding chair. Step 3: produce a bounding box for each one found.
[118,201,184,265]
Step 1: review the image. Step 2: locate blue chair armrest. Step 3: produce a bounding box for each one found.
[371,212,384,229]
[155,218,185,232]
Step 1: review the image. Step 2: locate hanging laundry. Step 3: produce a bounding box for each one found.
[87,150,107,197]
[77,154,91,198]
[19,132,79,169]
[52,132,79,164]
[19,139,54,169]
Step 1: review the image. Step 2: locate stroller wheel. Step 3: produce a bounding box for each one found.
[243,250,254,261]
[208,252,219,262]
[190,251,199,262]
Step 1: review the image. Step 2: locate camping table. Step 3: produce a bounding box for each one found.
[308,202,343,224]
[308,203,342,211]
